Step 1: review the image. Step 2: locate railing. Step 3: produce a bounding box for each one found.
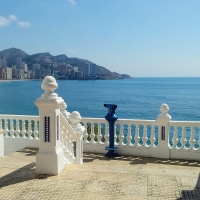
[169,121,200,150]
[2,113,200,160]
[81,115,200,160]
[1,113,83,164]
[0,114,39,139]
[0,114,40,155]
[81,118,157,147]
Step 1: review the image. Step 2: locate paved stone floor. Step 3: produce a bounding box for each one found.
[0,149,200,200]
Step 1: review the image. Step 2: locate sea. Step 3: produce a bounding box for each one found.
[0,77,200,121]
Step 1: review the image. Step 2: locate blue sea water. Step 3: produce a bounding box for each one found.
[0,77,200,121]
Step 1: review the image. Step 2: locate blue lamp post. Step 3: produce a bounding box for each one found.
[104,104,118,157]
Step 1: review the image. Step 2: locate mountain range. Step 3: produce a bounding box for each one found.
[0,48,131,79]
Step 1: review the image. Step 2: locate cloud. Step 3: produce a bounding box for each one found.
[67,48,76,53]
[0,16,9,26]
[0,15,30,27]
[9,15,17,21]
[68,0,76,5]
[18,21,30,27]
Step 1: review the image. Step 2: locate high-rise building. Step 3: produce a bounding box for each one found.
[84,64,90,77]
[12,65,17,78]
[23,62,28,72]
[5,67,12,79]
[27,70,34,79]
[34,68,41,79]
[58,65,67,78]
[91,64,96,77]
[0,68,6,80]
[16,69,24,79]
[70,69,75,79]
[77,71,83,79]
[16,57,23,69]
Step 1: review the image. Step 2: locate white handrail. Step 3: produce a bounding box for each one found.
[60,113,77,139]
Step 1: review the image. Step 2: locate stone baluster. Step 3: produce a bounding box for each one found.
[156,103,171,159]
[22,120,27,139]
[105,123,109,145]
[69,111,85,164]
[172,126,178,148]
[15,120,20,138]
[10,119,15,138]
[35,76,65,175]
[60,123,66,149]
[65,131,71,163]
[60,123,70,164]
[90,122,96,143]
[189,126,195,149]
[64,129,71,164]
[134,124,140,146]
[142,125,148,146]
[180,126,187,148]
[69,134,75,162]
[150,125,156,146]
[34,120,39,140]
[98,123,103,144]
[84,123,89,143]
[119,124,125,146]
[28,120,33,139]
[127,125,132,146]
[4,119,9,138]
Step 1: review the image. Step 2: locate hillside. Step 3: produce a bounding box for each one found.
[0,48,132,79]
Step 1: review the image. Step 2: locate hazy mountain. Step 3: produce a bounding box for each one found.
[0,48,132,79]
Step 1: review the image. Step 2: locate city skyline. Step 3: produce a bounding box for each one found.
[0,1,200,77]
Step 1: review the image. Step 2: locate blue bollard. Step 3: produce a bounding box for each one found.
[104,104,118,157]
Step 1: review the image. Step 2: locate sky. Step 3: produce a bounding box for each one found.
[0,0,200,77]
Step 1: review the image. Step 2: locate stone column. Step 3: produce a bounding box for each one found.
[156,104,171,159]
[0,129,4,157]
[35,76,65,175]
[69,111,85,164]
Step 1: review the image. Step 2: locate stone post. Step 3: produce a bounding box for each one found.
[69,111,85,164]
[156,103,171,159]
[0,129,4,157]
[35,76,65,175]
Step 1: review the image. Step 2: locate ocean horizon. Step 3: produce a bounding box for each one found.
[0,77,200,121]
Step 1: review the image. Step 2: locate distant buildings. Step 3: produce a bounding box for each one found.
[0,57,97,80]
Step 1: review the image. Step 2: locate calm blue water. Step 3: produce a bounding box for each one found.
[0,77,200,121]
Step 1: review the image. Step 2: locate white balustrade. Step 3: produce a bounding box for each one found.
[0,115,39,140]
[80,104,200,160]
[2,102,200,161]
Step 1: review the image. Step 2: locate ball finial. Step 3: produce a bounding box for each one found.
[41,76,58,98]
[69,111,81,127]
[160,103,169,114]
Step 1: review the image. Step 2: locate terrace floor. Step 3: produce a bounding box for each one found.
[0,149,200,200]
